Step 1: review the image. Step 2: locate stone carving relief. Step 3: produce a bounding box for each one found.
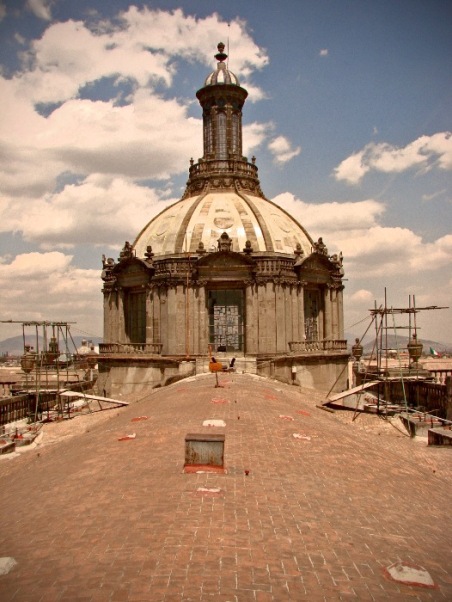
[243,240,253,254]
[101,255,116,285]
[329,252,344,277]
[313,237,328,256]
[118,241,134,261]
[218,232,233,252]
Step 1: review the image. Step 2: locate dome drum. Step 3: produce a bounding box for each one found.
[102,232,345,356]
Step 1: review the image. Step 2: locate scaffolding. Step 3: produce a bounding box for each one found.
[326,289,448,417]
[0,320,91,421]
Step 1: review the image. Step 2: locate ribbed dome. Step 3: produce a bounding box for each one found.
[203,42,240,86]
[133,192,313,257]
[133,42,313,260]
[204,62,239,86]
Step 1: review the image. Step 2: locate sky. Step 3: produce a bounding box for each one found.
[0,0,451,348]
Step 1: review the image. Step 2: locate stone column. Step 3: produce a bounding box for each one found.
[167,285,184,355]
[245,284,257,355]
[257,282,268,354]
[145,287,153,344]
[117,288,126,343]
[298,283,305,343]
[284,285,293,351]
[103,291,111,342]
[153,287,161,348]
[337,286,344,339]
[267,281,277,354]
[196,285,207,356]
[159,286,168,355]
[331,287,338,340]
[291,285,299,344]
[111,290,120,343]
[275,283,286,353]
[324,286,332,341]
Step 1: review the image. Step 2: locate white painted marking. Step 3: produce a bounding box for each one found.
[386,562,435,587]
[0,557,17,575]
[202,419,226,427]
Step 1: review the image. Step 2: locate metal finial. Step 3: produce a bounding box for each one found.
[215,42,227,63]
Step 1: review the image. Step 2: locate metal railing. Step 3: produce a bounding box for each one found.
[0,380,97,427]
[0,394,32,426]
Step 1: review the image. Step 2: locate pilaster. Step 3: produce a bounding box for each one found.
[324,286,332,341]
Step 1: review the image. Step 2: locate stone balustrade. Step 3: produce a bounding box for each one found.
[99,343,163,355]
[428,368,452,385]
[189,159,258,178]
[100,341,348,356]
[288,340,348,353]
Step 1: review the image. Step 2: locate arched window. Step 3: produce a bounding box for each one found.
[216,112,227,159]
[204,112,213,155]
[231,113,240,155]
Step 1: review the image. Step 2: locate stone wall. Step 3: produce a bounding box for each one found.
[257,354,349,393]
[96,352,348,398]
[96,358,196,398]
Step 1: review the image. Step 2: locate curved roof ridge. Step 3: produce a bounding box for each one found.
[174,186,210,253]
[234,184,274,252]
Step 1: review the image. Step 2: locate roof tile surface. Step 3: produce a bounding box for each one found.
[0,373,451,601]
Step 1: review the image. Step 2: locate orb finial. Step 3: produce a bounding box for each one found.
[215,42,227,63]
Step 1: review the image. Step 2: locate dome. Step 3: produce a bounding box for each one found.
[203,42,240,87]
[101,41,346,390]
[204,62,239,86]
[133,192,313,257]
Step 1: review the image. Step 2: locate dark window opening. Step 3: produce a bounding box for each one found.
[124,291,146,344]
[208,289,244,352]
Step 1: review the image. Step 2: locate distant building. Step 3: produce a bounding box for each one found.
[99,44,348,396]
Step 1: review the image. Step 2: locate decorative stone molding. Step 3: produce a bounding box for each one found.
[144,245,154,262]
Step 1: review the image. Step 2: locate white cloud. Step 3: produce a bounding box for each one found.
[0,8,269,248]
[0,174,176,249]
[26,0,52,21]
[0,252,102,336]
[243,122,274,155]
[334,132,452,184]
[0,82,202,198]
[268,136,301,164]
[319,49,328,57]
[273,193,384,235]
[421,189,447,202]
[350,289,373,303]
[14,9,267,106]
[0,2,6,22]
[273,192,452,284]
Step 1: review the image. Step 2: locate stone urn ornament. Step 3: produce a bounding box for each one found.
[407,333,423,368]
